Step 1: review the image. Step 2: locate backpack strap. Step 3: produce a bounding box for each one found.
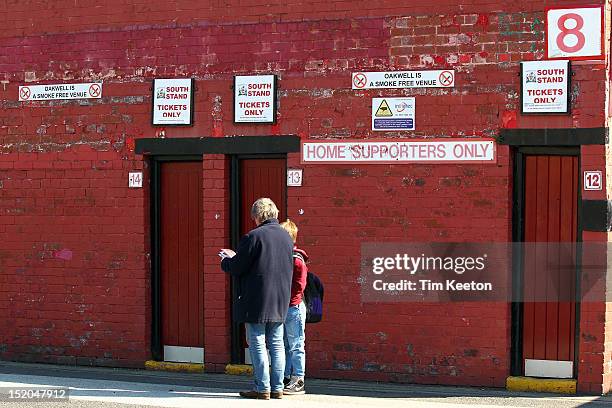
[293,251,306,264]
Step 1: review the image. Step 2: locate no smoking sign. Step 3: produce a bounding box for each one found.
[439,71,454,86]
[353,73,367,89]
[89,83,101,97]
[19,87,31,100]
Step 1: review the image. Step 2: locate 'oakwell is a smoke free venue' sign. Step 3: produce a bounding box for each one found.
[19,83,102,101]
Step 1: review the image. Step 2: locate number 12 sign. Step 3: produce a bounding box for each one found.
[584,171,602,191]
[547,6,604,60]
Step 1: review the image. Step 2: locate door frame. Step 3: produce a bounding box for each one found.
[150,155,203,361]
[229,154,288,363]
[510,146,583,378]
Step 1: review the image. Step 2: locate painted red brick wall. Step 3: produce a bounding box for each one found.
[582,138,610,393]
[288,147,512,386]
[603,1,612,396]
[0,0,609,391]
[0,148,148,367]
[202,155,231,371]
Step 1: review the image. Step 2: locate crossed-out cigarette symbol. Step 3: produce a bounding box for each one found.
[20,87,31,100]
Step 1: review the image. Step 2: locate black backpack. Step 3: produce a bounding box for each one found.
[294,251,324,323]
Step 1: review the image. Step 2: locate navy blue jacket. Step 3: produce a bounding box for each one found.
[221,219,293,323]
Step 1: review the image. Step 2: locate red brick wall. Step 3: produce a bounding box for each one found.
[603,1,612,395]
[202,155,231,371]
[0,0,604,38]
[0,1,609,390]
[0,148,147,367]
[582,140,610,394]
[288,148,512,386]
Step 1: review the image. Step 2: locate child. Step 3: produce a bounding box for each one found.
[280,219,308,395]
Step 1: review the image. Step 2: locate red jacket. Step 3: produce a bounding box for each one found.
[290,247,308,306]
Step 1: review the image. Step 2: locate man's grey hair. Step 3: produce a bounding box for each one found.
[251,198,279,222]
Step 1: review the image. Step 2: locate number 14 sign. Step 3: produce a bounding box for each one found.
[547,6,604,60]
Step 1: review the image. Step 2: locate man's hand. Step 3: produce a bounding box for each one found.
[219,248,236,259]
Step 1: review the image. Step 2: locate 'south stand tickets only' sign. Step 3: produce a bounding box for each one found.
[234,75,277,123]
[521,60,570,114]
[152,78,194,126]
[19,83,102,101]
[301,139,496,164]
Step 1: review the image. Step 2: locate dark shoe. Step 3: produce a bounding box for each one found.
[271,391,283,399]
[239,390,270,400]
[284,379,305,395]
[283,377,291,387]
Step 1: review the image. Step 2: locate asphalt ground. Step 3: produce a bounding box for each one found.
[0,361,610,408]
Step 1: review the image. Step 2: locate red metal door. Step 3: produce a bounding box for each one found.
[160,161,204,362]
[240,158,286,235]
[522,155,577,376]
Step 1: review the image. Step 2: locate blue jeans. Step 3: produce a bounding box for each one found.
[284,301,306,377]
[245,322,285,393]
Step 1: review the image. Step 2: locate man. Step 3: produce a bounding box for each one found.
[220,197,293,400]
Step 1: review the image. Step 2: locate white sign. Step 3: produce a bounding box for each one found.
[302,139,496,164]
[521,60,569,114]
[153,78,194,126]
[352,70,454,89]
[372,98,415,131]
[287,169,303,187]
[584,171,602,191]
[19,83,102,101]
[234,75,276,123]
[128,172,143,188]
[547,7,603,60]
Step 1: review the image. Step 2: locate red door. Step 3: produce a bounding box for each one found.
[522,155,577,378]
[160,161,204,363]
[237,158,286,363]
[240,158,286,235]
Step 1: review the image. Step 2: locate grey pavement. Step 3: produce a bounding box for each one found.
[0,361,610,407]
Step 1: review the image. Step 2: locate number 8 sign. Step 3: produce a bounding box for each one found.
[547,6,604,60]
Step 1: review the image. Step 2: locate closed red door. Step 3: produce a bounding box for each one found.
[160,161,204,363]
[240,158,286,235]
[522,155,577,377]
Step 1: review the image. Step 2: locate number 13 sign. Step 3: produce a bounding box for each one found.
[547,6,604,60]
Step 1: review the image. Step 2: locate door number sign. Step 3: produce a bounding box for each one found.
[287,169,303,187]
[584,171,602,191]
[547,6,604,60]
[129,172,143,188]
